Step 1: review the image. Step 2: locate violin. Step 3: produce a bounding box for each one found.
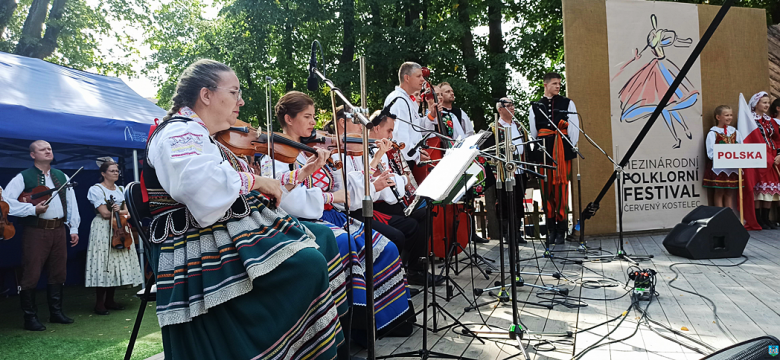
[310,132,405,157]
[18,182,77,206]
[215,121,342,169]
[106,195,132,250]
[0,188,15,240]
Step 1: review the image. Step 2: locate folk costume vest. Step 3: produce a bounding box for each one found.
[531,95,575,161]
[19,167,68,226]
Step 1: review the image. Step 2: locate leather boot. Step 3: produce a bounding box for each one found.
[47,284,74,324]
[765,208,778,230]
[757,208,770,229]
[20,290,46,331]
[546,218,557,247]
[555,220,567,245]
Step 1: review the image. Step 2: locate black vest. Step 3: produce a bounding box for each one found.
[531,95,576,161]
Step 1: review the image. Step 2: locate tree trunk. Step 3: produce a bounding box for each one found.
[457,0,484,131]
[487,0,507,101]
[38,0,67,59]
[0,0,18,39]
[283,2,294,92]
[15,0,51,57]
[338,0,355,94]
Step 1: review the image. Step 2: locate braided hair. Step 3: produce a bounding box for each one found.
[163,59,233,121]
[275,91,315,129]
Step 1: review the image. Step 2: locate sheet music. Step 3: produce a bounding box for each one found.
[415,148,478,201]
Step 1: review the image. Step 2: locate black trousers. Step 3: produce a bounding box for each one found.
[349,206,418,264]
[495,174,526,230]
[371,202,429,271]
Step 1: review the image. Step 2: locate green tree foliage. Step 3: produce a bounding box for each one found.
[0,0,148,74]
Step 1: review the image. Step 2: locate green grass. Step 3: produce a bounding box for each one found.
[0,285,163,360]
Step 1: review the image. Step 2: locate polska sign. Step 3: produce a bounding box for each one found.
[713,144,767,169]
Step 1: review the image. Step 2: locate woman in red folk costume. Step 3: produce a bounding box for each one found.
[739,91,780,230]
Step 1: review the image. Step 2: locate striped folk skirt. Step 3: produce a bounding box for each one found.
[149,192,345,360]
[319,209,414,338]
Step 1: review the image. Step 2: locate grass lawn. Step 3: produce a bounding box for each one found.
[0,285,163,360]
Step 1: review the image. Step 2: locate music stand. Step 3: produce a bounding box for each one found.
[378,147,481,360]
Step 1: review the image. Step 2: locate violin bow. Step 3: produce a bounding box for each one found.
[43,166,83,206]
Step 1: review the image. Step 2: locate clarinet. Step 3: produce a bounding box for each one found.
[367,147,406,207]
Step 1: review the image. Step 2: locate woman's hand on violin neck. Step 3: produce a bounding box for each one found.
[253,176,283,205]
[372,170,395,192]
[301,148,331,179]
[112,204,121,212]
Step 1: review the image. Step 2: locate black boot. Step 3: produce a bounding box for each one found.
[765,208,778,230]
[546,218,557,247]
[555,220,567,245]
[20,290,46,331]
[757,208,770,229]
[47,284,74,324]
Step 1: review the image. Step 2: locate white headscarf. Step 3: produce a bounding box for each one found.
[750,91,771,121]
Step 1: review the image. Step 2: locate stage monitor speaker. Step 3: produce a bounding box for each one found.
[662,206,748,260]
[701,335,779,360]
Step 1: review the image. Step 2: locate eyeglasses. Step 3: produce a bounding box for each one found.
[213,87,243,101]
[505,103,515,108]
[107,170,121,174]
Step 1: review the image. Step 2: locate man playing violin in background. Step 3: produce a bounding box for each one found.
[384,62,431,173]
[4,140,81,331]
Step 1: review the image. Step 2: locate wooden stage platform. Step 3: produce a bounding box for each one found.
[148,230,780,360]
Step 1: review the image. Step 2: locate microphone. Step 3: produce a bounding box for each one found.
[554,109,578,114]
[530,101,546,107]
[307,41,318,91]
[407,135,429,157]
[369,97,400,128]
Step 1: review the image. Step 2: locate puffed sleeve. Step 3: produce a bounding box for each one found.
[65,175,80,234]
[148,121,245,227]
[568,100,580,146]
[529,106,538,139]
[705,130,716,160]
[279,185,326,219]
[87,185,106,208]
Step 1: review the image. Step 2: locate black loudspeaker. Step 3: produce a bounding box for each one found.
[662,206,749,260]
[701,335,780,359]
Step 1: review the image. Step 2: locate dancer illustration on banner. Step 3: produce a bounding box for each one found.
[613,14,699,149]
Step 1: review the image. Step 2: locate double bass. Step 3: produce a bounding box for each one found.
[0,188,15,240]
[414,69,469,258]
[106,195,132,250]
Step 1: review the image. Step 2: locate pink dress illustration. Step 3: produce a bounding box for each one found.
[615,14,699,149]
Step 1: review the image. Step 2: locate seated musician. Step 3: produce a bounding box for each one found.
[326,107,441,286]
[262,91,415,338]
[142,59,345,360]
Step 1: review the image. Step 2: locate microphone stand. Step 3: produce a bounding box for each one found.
[311,55,377,360]
[265,76,276,178]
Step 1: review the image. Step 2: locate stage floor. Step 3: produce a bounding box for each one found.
[146,230,780,360]
[351,230,780,360]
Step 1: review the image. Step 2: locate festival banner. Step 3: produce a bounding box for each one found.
[606,0,706,231]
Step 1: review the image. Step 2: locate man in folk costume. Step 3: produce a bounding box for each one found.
[436,82,475,138]
[385,62,432,171]
[738,92,780,230]
[529,72,580,245]
[4,140,80,331]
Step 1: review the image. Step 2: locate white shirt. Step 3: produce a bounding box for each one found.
[706,126,743,177]
[4,169,81,234]
[147,118,254,227]
[334,153,407,210]
[428,109,466,140]
[87,184,125,209]
[528,97,580,146]
[444,107,475,137]
[263,153,343,220]
[385,86,428,163]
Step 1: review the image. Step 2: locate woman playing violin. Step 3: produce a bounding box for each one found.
[84,161,142,315]
[263,91,415,338]
[143,60,345,360]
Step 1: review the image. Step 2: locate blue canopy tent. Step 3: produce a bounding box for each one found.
[0,51,166,295]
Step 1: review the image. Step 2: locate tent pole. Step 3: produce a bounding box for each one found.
[132,150,139,182]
